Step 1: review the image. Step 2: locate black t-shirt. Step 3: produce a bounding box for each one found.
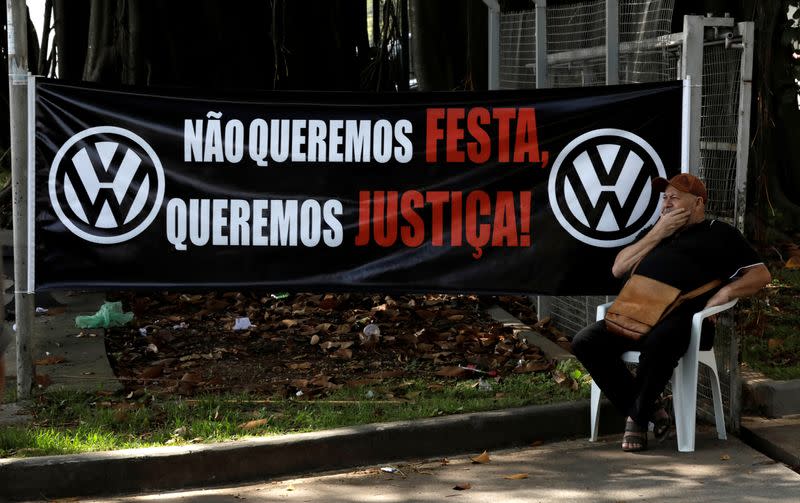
[634,219,762,293]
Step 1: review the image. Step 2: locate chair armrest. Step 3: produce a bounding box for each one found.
[692,298,738,324]
[595,301,614,321]
[689,298,738,352]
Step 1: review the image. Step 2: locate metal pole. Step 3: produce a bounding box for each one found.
[532,0,549,316]
[483,0,500,90]
[399,0,409,91]
[534,0,547,88]
[605,0,619,85]
[681,76,691,173]
[681,15,703,175]
[729,20,755,434]
[5,0,33,399]
[733,21,754,235]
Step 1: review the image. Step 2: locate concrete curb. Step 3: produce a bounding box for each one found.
[742,373,800,418]
[740,421,800,471]
[486,305,574,361]
[0,399,623,500]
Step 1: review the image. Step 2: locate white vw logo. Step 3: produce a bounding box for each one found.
[49,126,165,244]
[548,129,666,248]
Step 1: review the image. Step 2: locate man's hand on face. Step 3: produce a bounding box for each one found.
[652,207,690,239]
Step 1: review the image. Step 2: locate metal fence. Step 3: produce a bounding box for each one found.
[700,43,744,223]
[499,10,537,89]
[497,1,753,430]
[500,0,676,89]
[618,0,677,83]
[546,1,607,88]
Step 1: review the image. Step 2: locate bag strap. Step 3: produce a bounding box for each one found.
[679,279,722,302]
[661,279,723,319]
[630,257,644,276]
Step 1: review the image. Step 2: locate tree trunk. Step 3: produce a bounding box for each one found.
[411,0,486,91]
[54,0,90,81]
[747,0,800,238]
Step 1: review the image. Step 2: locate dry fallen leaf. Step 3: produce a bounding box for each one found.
[34,356,66,366]
[181,372,203,383]
[332,348,353,360]
[35,373,53,388]
[453,483,472,491]
[239,418,269,430]
[785,256,800,270]
[345,378,382,387]
[311,375,340,388]
[552,370,568,384]
[503,473,529,480]
[513,361,551,374]
[767,338,784,351]
[435,366,467,378]
[140,364,165,378]
[365,370,405,379]
[470,450,491,464]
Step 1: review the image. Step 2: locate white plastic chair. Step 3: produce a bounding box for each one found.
[589,298,738,452]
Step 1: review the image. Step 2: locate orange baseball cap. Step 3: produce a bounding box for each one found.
[652,173,707,202]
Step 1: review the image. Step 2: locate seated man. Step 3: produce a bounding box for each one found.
[572,173,771,452]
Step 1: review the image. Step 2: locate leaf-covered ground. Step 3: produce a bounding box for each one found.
[739,243,800,380]
[105,292,579,399]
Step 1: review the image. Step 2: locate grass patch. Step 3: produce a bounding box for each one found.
[740,267,800,380]
[0,373,589,458]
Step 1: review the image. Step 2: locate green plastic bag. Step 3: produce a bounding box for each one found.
[75,301,133,329]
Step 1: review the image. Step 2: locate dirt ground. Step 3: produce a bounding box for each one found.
[105,292,565,398]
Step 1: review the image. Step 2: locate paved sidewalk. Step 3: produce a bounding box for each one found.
[78,431,800,503]
[2,290,121,398]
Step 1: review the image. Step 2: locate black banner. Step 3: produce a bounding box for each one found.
[34,79,682,294]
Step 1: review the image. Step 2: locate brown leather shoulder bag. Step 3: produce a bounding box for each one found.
[604,274,721,341]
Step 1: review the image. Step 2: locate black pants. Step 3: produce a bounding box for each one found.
[572,302,713,428]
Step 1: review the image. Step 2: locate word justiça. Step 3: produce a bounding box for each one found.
[355,190,532,259]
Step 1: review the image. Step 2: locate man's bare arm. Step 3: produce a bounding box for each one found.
[705,264,772,309]
[611,208,690,278]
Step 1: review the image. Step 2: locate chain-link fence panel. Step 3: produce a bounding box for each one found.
[546,0,607,87]
[700,43,743,224]
[499,10,538,89]
[619,0,677,83]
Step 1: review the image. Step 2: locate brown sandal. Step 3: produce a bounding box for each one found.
[622,418,648,452]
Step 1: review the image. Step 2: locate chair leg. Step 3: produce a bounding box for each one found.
[700,351,727,440]
[673,353,699,453]
[590,380,601,441]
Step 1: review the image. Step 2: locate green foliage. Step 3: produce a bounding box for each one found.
[0,373,586,458]
[555,358,593,392]
[740,265,800,380]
